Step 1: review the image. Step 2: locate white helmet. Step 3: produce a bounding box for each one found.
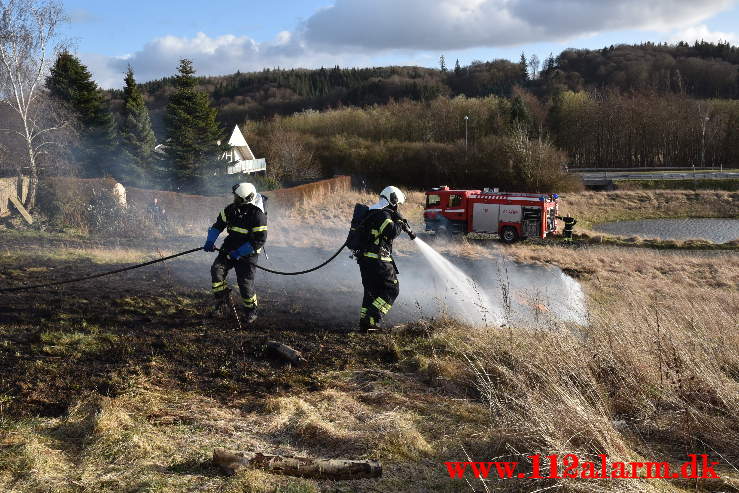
[232,182,257,203]
[380,186,406,206]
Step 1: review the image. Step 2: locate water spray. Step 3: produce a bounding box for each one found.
[407,234,503,326]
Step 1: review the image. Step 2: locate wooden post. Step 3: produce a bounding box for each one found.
[8,195,33,224]
[266,341,307,366]
[213,449,382,479]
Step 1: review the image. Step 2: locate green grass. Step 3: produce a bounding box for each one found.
[38,329,119,358]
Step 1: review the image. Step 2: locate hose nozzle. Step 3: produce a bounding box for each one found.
[400,219,416,240]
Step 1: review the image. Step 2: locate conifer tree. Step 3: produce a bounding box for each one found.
[439,54,447,72]
[519,52,529,82]
[164,59,223,189]
[46,51,118,178]
[119,66,156,184]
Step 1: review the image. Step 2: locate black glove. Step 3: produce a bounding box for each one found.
[397,217,416,240]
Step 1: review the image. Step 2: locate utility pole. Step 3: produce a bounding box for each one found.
[698,106,710,170]
[464,115,469,152]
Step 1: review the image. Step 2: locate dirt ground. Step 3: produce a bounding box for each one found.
[0,237,393,418]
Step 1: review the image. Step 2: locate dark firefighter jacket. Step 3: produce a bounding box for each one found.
[558,216,577,228]
[211,203,268,253]
[362,208,402,261]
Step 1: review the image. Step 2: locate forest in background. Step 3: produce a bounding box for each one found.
[119,41,739,130]
[2,39,738,202]
[110,40,738,191]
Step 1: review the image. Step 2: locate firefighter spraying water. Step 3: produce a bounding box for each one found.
[346,185,504,331]
[347,186,416,332]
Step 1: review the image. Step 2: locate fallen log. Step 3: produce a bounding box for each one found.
[213,449,382,479]
[266,340,308,366]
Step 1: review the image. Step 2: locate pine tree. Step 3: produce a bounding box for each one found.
[46,51,119,178]
[510,95,531,131]
[164,59,224,190]
[454,59,462,75]
[439,54,447,72]
[543,52,556,72]
[519,52,529,82]
[119,66,157,185]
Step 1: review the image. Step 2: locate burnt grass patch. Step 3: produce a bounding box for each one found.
[0,252,418,420]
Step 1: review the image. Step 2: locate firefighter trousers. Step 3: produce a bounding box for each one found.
[211,252,259,310]
[358,257,399,327]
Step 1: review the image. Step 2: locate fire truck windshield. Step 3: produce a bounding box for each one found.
[426,194,441,207]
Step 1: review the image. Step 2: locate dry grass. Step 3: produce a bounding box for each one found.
[2,188,738,492]
[422,245,739,491]
[1,246,178,266]
[560,190,739,228]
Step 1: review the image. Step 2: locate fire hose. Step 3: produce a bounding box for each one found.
[0,243,348,293]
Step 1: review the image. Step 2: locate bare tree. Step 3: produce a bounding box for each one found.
[527,54,540,80]
[0,0,67,210]
[264,120,319,184]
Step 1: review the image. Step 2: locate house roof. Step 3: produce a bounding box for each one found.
[228,125,255,161]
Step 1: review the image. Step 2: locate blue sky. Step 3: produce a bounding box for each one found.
[59,0,739,88]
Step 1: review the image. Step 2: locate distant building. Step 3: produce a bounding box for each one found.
[152,125,267,176]
[221,125,266,175]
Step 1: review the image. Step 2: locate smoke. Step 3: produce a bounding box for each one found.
[170,216,588,331]
[61,186,587,332]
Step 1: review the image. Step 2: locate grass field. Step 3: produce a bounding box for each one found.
[1,188,738,492]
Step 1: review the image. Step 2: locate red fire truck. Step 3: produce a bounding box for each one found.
[424,186,559,243]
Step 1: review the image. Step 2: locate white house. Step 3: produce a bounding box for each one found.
[222,125,267,175]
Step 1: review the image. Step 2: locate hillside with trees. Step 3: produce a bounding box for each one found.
[5,41,736,200]
[109,41,738,132]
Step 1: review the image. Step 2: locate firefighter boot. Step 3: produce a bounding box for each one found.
[209,289,231,317]
[243,308,258,325]
[359,316,380,333]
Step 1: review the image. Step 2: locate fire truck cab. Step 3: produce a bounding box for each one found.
[424,186,559,243]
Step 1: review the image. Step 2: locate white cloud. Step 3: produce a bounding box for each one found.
[669,24,738,44]
[83,31,369,89]
[303,0,736,50]
[81,0,738,88]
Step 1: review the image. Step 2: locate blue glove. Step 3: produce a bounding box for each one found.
[229,241,254,260]
[203,227,219,252]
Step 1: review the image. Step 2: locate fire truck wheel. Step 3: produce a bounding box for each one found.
[500,227,518,244]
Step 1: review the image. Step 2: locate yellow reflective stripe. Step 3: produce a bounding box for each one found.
[378,218,393,235]
[243,294,258,307]
[371,228,379,238]
[212,284,229,293]
[372,297,392,314]
[228,226,250,234]
[363,252,392,262]
[220,210,227,222]
[212,281,226,287]
[252,226,268,232]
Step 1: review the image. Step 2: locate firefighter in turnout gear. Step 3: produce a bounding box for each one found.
[356,186,414,332]
[203,183,268,324]
[556,215,577,240]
